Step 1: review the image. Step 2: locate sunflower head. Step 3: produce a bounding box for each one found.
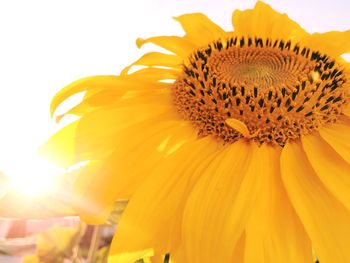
[43,2,350,263]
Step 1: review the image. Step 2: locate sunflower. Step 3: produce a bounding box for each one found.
[42,2,350,263]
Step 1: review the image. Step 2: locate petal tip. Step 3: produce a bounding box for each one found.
[136,38,145,48]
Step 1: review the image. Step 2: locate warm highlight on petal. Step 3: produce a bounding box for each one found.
[281,142,350,263]
[174,13,227,46]
[40,121,78,167]
[121,52,183,75]
[108,249,154,263]
[304,30,350,57]
[244,145,312,263]
[51,76,126,117]
[109,137,220,258]
[182,141,260,263]
[232,2,307,41]
[136,36,195,58]
[302,133,350,210]
[72,121,197,223]
[319,122,350,164]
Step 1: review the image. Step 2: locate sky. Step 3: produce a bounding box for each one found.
[0,0,349,193]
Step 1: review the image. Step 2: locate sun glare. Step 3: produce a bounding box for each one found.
[5,153,64,197]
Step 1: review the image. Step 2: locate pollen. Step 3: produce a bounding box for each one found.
[172,36,349,146]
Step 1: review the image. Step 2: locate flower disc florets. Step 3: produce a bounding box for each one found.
[173,36,348,146]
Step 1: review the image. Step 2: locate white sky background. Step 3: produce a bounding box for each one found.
[0,0,349,188]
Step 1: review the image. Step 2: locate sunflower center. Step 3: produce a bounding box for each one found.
[172,37,349,146]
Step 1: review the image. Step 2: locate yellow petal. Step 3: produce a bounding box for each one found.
[56,88,128,122]
[39,121,78,167]
[43,96,176,169]
[73,121,197,223]
[302,133,350,211]
[231,232,245,263]
[343,104,350,117]
[245,145,312,263]
[73,105,175,160]
[319,122,350,164]
[149,254,168,263]
[232,2,307,41]
[121,52,183,75]
[136,36,195,58]
[154,242,209,262]
[54,80,171,123]
[55,101,91,123]
[108,249,154,263]
[128,67,180,82]
[174,13,226,46]
[304,30,350,57]
[171,246,186,263]
[51,75,123,117]
[182,141,261,263]
[109,137,220,256]
[281,141,350,263]
[51,75,169,117]
[68,87,175,161]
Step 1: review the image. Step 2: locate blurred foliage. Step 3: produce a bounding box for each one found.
[95,246,109,263]
[37,226,81,262]
[22,225,84,263]
[17,197,172,263]
[22,255,40,263]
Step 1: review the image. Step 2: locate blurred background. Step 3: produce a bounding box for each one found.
[0,0,349,262]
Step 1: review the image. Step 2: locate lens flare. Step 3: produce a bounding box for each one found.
[4,153,64,196]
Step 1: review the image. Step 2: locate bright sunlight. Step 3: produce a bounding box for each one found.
[3,153,64,197]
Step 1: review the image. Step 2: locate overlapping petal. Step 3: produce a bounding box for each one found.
[281,141,350,263]
[302,133,350,210]
[109,137,220,259]
[136,36,195,58]
[174,13,227,46]
[232,2,307,41]
[304,30,350,57]
[244,145,312,263]
[319,122,350,164]
[182,141,260,263]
